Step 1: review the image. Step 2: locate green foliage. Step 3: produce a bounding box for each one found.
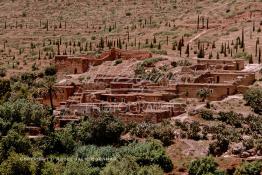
[150,49,167,55]
[234,52,252,60]
[0,99,49,127]
[0,130,32,161]
[101,157,139,175]
[141,57,163,67]
[137,165,163,175]
[244,88,262,114]
[0,67,6,77]
[39,161,64,175]
[44,65,57,76]
[42,125,77,155]
[208,135,229,156]
[234,161,262,175]
[217,111,242,128]
[63,160,100,175]
[0,152,36,175]
[200,109,214,120]
[78,113,125,145]
[188,156,225,175]
[131,121,175,146]
[197,88,210,102]
[119,140,173,172]
[76,145,117,168]
[0,79,11,99]
[114,59,122,66]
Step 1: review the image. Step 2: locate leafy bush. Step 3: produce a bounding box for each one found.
[217,111,243,128]
[131,122,175,146]
[114,59,122,66]
[42,125,77,155]
[0,152,36,175]
[44,65,57,76]
[189,156,225,175]
[209,135,229,156]
[0,130,32,160]
[234,161,262,175]
[200,109,214,120]
[141,57,163,67]
[234,52,252,60]
[0,79,11,99]
[0,67,6,77]
[244,88,262,114]
[78,113,124,145]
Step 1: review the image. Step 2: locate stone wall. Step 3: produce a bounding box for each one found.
[197,59,245,70]
[55,49,152,75]
[176,83,237,100]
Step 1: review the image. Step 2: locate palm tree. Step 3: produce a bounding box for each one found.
[197,88,210,102]
[35,76,57,112]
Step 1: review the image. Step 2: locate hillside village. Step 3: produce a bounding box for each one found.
[0,0,262,174]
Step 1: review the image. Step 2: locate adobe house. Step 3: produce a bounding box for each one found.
[55,49,152,75]
[55,55,90,74]
[41,85,76,107]
[196,59,245,70]
[176,83,237,100]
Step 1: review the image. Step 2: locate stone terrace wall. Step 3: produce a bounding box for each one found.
[197,59,245,70]
[176,83,237,100]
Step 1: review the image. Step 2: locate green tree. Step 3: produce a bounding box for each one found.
[0,152,36,175]
[234,161,262,175]
[197,88,210,102]
[0,130,32,161]
[244,88,262,114]
[78,113,124,145]
[101,157,139,175]
[188,156,225,175]
[0,79,11,100]
[44,65,57,76]
[42,125,77,155]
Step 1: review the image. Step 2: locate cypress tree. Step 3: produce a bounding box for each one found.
[256,38,259,57]
[158,42,161,50]
[259,48,261,64]
[150,42,153,48]
[249,54,253,64]
[46,20,49,31]
[197,15,200,30]
[241,28,244,48]
[185,44,190,57]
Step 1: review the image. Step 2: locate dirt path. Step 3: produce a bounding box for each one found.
[188,30,208,43]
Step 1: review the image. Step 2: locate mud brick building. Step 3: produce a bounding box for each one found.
[39,50,258,125]
[55,48,152,75]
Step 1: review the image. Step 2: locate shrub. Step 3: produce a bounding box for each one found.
[44,65,57,76]
[42,126,77,155]
[218,111,242,128]
[234,161,262,175]
[209,135,229,156]
[0,130,32,160]
[114,59,122,66]
[0,67,6,77]
[78,113,125,145]
[0,152,36,175]
[188,156,224,175]
[244,88,262,114]
[200,109,214,120]
[0,79,11,98]
[141,57,163,67]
